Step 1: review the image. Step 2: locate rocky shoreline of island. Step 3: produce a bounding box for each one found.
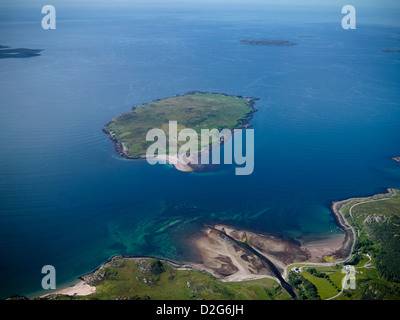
[102,91,259,166]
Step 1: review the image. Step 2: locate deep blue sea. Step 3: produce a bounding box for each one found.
[0,3,399,298]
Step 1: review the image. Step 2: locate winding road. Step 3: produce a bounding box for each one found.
[284,191,397,300]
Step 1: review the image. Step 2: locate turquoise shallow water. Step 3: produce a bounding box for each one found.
[0,4,400,298]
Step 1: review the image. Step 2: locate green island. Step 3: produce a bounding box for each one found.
[103,92,257,160]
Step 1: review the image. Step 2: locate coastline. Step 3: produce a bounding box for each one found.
[32,188,400,299]
[102,91,258,172]
[329,188,398,260]
[36,255,220,299]
[38,280,96,298]
[31,155,400,299]
[35,224,347,299]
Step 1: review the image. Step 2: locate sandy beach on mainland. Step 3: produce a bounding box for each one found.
[39,279,96,298]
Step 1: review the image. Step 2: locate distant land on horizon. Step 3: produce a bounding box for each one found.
[239,39,297,46]
[0,45,43,59]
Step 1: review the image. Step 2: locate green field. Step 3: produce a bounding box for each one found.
[287,266,342,300]
[105,92,255,158]
[301,267,341,299]
[41,258,291,300]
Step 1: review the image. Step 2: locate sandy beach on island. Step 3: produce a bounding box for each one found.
[152,154,194,172]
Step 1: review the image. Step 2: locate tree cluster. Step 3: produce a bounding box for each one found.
[288,271,320,300]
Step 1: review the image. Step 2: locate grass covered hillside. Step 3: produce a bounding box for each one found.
[41,257,291,300]
[338,190,400,299]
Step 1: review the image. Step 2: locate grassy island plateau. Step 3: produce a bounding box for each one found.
[103,92,257,171]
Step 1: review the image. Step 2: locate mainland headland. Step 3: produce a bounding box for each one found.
[27,184,400,300]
